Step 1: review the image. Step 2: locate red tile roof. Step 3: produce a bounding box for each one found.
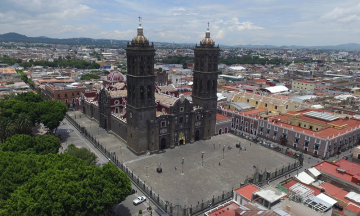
[207,201,240,216]
[314,160,360,185]
[346,204,360,213]
[216,113,231,121]
[234,184,259,200]
[319,182,349,203]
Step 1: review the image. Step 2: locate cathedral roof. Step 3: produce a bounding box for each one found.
[107,72,126,81]
[109,90,127,98]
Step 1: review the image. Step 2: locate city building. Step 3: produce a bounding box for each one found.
[0,67,21,82]
[42,83,86,108]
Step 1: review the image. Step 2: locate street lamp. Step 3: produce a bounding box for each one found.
[182,158,184,175]
[201,152,204,167]
[146,166,148,177]
[120,145,122,155]
[90,122,91,129]
[223,145,225,160]
[239,142,241,154]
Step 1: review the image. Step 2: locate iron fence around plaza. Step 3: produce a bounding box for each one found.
[65,114,234,216]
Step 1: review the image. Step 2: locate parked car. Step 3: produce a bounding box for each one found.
[133,196,146,205]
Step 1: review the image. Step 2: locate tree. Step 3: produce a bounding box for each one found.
[37,100,67,133]
[0,134,61,155]
[65,55,71,61]
[158,67,162,72]
[0,118,16,142]
[65,144,97,166]
[80,74,100,80]
[15,113,32,134]
[14,92,44,103]
[0,161,132,216]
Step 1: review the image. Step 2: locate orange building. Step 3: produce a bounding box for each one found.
[42,84,86,108]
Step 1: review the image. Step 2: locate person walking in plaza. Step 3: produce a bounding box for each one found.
[219,162,221,166]
[244,147,247,151]
[214,144,215,149]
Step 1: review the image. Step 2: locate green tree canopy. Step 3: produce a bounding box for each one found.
[0,154,132,216]
[80,74,100,80]
[0,134,61,155]
[65,144,97,166]
[14,92,44,103]
[37,100,67,131]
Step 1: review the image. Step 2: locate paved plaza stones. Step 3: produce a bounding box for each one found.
[67,110,296,206]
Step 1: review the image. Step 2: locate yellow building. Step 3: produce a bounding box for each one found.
[231,91,311,114]
[292,80,322,91]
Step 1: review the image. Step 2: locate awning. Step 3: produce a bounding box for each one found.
[305,140,310,143]
[295,137,300,140]
[315,143,320,147]
[334,143,337,146]
[329,145,332,148]
[267,128,271,131]
[283,132,287,136]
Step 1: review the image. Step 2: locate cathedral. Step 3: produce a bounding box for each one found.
[80,20,220,155]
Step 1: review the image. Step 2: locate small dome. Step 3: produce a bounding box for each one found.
[200,25,215,46]
[201,37,215,45]
[131,21,149,44]
[108,72,125,82]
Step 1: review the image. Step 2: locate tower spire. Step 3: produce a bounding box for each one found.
[206,22,210,38]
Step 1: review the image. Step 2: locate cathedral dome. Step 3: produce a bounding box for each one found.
[108,72,125,82]
[200,24,215,46]
[131,20,149,44]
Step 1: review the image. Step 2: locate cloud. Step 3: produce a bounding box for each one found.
[99,29,136,39]
[223,18,264,31]
[320,3,360,23]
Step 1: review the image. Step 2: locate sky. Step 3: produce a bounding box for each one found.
[1,0,360,46]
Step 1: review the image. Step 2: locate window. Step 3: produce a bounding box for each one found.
[65,93,68,97]
[161,121,166,127]
[72,98,75,102]
[77,92,79,95]
[114,100,120,105]
[180,117,184,124]
[286,105,288,109]
[255,101,258,105]
[304,124,307,128]
[65,99,68,103]
[58,94,60,97]
[274,105,278,110]
[72,93,74,96]
[265,103,268,108]
[309,126,313,130]
[196,115,200,121]
[247,99,250,103]
[180,107,184,112]
[316,128,318,131]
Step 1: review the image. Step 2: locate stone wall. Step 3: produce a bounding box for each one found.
[110,116,127,142]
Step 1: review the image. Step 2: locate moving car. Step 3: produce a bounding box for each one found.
[133,196,146,205]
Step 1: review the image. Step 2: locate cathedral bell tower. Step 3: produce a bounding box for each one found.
[192,23,220,140]
[126,18,157,155]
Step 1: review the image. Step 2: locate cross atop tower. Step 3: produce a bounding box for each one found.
[207,22,210,28]
[138,16,142,23]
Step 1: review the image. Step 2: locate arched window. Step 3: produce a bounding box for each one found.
[212,80,216,91]
[140,86,145,100]
[208,63,212,71]
[148,65,151,74]
[140,66,144,75]
[147,85,152,99]
[207,80,210,92]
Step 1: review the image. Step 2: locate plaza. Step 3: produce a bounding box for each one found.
[66,110,296,206]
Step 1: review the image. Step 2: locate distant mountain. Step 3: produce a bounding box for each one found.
[0,32,128,47]
[1,32,360,50]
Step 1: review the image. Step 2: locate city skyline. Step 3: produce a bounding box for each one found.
[1,0,360,46]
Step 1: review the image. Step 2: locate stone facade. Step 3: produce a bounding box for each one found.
[79,23,219,155]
